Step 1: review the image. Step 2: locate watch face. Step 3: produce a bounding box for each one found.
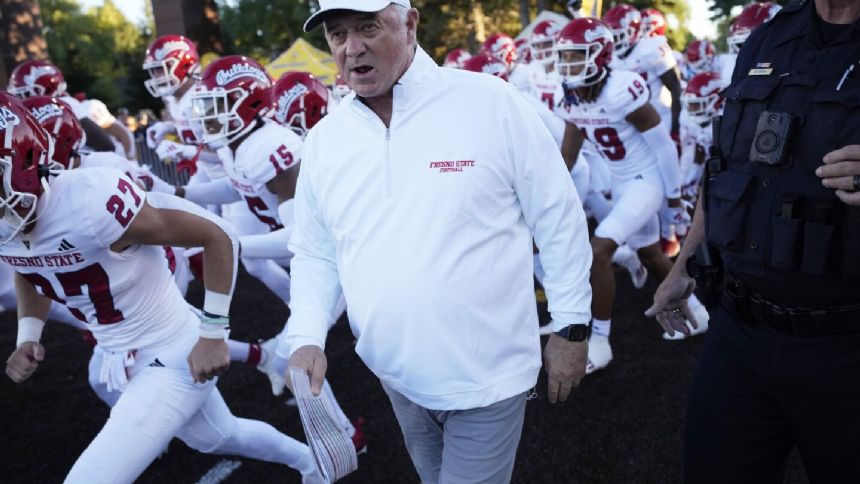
[569,324,589,342]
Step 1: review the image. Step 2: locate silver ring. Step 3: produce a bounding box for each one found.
[853,175,860,192]
[671,308,683,314]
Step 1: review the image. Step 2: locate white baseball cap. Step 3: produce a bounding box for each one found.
[303,0,411,32]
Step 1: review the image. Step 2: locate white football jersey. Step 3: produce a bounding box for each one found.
[555,69,654,180]
[0,168,192,352]
[679,112,713,182]
[216,120,302,232]
[527,65,561,111]
[508,62,532,92]
[612,36,677,128]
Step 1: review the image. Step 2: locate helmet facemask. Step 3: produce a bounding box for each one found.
[0,137,52,244]
[556,43,606,88]
[728,30,749,54]
[144,57,183,98]
[682,92,719,125]
[531,39,556,67]
[611,26,636,56]
[191,87,252,150]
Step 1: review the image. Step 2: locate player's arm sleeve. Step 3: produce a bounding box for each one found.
[642,122,682,199]
[283,131,342,353]
[183,177,243,205]
[84,168,148,248]
[651,39,678,76]
[238,200,293,259]
[505,86,592,330]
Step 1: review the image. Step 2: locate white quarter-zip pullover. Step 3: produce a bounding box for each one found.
[284,48,592,410]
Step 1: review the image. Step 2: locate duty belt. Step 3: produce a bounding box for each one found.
[723,277,860,337]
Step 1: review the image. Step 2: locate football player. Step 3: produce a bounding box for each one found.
[554,18,710,372]
[679,72,724,205]
[184,61,365,451]
[0,92,323,483]
[22,95,289,400]
[7,60,134,159]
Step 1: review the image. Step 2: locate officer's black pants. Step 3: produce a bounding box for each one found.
[684,301,860,484]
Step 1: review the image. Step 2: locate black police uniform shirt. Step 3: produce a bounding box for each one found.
[709,0,860,306]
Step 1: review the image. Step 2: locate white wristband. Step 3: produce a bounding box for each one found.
[199,313,230,340]
[203,290,232,317]
[17,317,45,348]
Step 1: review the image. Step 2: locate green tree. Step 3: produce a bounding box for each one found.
[217,0,323,63]
[708,0,790,20]
[40,0,151,111]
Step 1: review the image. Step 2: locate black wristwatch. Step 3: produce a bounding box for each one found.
[553,323,590,342]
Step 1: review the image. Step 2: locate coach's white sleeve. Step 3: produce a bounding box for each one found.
[283,131,342,353]
[505,88,592,331]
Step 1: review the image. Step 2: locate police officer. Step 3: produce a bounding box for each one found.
[645,0,860,482]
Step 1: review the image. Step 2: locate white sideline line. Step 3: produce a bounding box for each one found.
[195,459,242,484]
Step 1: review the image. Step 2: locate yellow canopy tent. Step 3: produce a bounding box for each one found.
[265,38,339,85]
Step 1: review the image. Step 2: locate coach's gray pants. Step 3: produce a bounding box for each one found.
[382,383,527,484]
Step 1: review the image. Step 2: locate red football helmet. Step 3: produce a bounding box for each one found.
[331,74,352,102]
[272,71,329,138]
[602,4,642,55]
[443,48,472,69]
[0,92,53,243]
[462,53,509,81]
[640,8,667,37]
[555,18,614,88]
[190,55,273,149]
[482,33,518,70]
[143,35,200,98]
[22,96,84,170]
[514,39,532,64]
[729,2,781,54]
[530,20,561,66]
[7,60,67,99]
[683,72,724,125]
[685,40,716,74]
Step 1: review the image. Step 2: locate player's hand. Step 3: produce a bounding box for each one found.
[187,337,230,383]
[818,145,860,206]
[543,335,587,403]
[660,201,692,238]
[286,345,327,397]
[146,121,175,150]
[645,270,697,337]
[6,342,45,383]
[155,140,197,162]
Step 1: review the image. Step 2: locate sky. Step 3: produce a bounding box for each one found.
[77,0,719,39]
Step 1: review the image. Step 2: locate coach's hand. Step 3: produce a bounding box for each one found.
[287,345,327,397]
[6,342,45,383]
[187,338,230,383]
[543,336,587,403]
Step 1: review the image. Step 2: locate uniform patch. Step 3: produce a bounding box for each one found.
[749,62,773,76]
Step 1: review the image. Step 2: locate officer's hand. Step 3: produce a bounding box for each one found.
[818,145,860,206]
[187,337,230,383]
[543,335,587,404]
[6,342,45,383]
[645,270,697,337]
[286,345,327,397]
